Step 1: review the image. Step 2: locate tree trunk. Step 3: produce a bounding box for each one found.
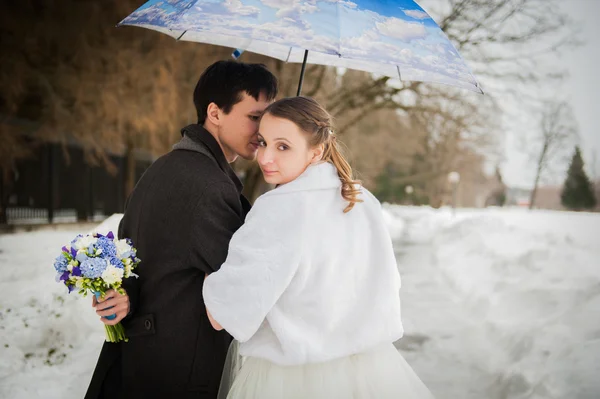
[529,175,540,210]
[530,143,548,210]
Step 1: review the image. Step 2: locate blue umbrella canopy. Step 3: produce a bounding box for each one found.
[119,0,482,94]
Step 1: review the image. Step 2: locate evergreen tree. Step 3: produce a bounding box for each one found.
[561,147,597,211]
[372,162,430,205]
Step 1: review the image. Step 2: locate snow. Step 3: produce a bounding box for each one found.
[387,206,600,399]
[1,207,599,398]
[0,215,122,399]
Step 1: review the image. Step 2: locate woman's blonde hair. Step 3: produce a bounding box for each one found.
[263,96,362,212]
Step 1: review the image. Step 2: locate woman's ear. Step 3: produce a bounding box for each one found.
[311,144,325,164]
[206,102,221,126]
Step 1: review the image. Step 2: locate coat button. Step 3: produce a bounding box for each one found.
[144,319,152,330]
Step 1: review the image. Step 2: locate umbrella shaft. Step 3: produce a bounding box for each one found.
[296,50,309,96]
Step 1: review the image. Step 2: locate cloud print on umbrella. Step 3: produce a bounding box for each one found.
[120,0,481,92]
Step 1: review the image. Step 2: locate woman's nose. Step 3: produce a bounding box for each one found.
[258,151,273,166]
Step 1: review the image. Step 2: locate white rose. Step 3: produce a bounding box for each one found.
[114,239,133,258]
[101,264,124,286]
[74,235,97,251]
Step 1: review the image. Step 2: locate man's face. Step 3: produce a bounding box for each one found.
[217,92,271,162]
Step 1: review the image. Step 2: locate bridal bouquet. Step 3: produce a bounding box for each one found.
[53,231,140,342]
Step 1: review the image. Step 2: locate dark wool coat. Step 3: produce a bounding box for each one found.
[85,125,251,399]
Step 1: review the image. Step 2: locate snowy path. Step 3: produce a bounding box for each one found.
[392,209,496,398]
[389,206,600,399]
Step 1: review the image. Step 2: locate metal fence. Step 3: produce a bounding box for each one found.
[1,142,152,225]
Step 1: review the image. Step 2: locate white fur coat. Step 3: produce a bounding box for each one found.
[203,162,403,365]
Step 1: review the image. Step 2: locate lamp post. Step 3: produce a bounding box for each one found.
[404,185,414,205]
[448,172,460,216]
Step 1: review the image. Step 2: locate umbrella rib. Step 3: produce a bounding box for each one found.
[396,66,402,81]
[176,31,187,41]
[286,47,292,63]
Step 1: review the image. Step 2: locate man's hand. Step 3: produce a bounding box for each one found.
[92,289,130,326]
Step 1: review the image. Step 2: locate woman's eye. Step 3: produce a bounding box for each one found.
[258,140,266,147]
[278,145,289,151]
[249,115,260,121]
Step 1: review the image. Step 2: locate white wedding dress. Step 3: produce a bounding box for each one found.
[218,340,435,399]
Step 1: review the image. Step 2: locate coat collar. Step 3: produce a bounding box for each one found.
[262,162,342,198]
[175,124,244,194]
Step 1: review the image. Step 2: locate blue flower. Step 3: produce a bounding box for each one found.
[53,254,69,273]
[80,257,107,279]
[109,256,124,269]
[59,271,70,281]
[76,251,89,263]
[96,237,117,258]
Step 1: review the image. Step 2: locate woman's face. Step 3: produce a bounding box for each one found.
[257,114,322,185]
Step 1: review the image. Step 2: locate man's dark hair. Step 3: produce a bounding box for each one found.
[193,60,278,125]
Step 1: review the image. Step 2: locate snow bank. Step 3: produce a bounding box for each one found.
[396,206,600,398]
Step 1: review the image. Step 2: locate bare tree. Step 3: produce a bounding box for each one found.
[0,0,231,197]
[301,0,580,121]
[425,0,580,94]
[302,0,578,202]
[529,101,578,209]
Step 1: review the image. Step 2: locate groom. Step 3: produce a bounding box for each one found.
[85,60,278,399]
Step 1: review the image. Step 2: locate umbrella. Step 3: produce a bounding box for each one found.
[118,0,483,95]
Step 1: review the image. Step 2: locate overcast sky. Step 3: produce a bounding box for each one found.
[501,0,600,188]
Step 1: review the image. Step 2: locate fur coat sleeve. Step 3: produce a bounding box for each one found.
[203,193,306,342]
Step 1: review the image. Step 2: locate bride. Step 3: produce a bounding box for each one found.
[203,96,435,399]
